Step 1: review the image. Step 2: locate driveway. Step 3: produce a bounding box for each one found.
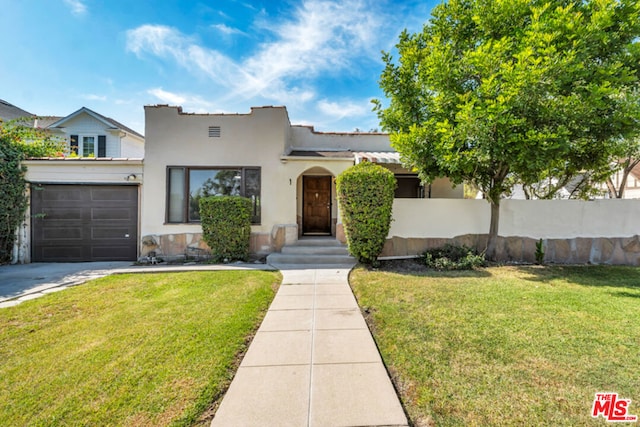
[0,261,277,307]
[0,262,133,303]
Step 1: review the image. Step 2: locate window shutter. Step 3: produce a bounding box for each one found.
[70,135,78,155]
[98,135,106,157]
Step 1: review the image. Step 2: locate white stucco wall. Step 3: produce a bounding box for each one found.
[142,106,297,238]
[288,126,392,152]
[389,199,640,239]
[23,159,143,183]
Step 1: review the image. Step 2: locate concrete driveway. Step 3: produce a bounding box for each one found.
[0,261,277,307]
[0,262,133,304]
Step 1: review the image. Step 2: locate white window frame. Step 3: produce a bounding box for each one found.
[81,135,98,157]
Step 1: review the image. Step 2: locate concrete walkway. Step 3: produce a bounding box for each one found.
[211,267,408,427]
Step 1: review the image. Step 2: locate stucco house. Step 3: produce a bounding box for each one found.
[13,107,144,263]
[139,105,462,260]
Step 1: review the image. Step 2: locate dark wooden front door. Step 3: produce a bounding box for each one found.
[303,176,331,235]
[31,184,138,262]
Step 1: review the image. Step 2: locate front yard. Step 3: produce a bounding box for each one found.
[350,264,640,426]
[0,271,280,426]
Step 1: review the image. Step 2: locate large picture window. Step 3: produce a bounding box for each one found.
[167,167,261,224]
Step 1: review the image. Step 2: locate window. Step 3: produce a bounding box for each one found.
[82,136,95,157]
[70,134,106,157]
[167,167,261,224]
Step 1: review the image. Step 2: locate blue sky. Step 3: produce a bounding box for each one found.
[1,0,438,134]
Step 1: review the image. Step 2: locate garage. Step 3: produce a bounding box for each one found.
[31,184,138,262]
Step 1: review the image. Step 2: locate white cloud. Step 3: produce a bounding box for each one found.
[317,99,369,120]
[63,0,87,16]
[211,24,246,37]
[148,88,186,105]
[126,25,244,87]
[147,88,216,111]
[126,0,386,106]
[81,94,106,101]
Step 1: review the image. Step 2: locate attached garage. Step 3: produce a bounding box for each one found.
[31,184,138,262]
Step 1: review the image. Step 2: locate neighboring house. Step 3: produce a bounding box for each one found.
[0,99,34,122]
[0,99,63,128]
[140,105,463,260]
[9,105,145,264]
[604,164,640,199]
[47,107,144,158]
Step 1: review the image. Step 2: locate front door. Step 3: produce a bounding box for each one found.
[303,176,331,235]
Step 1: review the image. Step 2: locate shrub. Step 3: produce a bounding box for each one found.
[0,139,27,264]
[422,244,486,270]
[199,196,252,263]
[0,120,65,264]
[336,162,396,265]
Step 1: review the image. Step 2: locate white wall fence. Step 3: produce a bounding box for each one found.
[384,199,640,265]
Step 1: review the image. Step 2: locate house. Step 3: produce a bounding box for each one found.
[139,105,462,260]
[0,99,35,122]
[47,107,144,158]
[12,107,144,263]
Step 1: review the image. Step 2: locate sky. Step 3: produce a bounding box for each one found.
[0,0,439,135]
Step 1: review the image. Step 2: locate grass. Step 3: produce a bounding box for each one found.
[0,270,280,426]
[350,264,640,427]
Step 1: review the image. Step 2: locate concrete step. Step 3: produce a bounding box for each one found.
[281,245,349,255]
[267,238,356,267]
[292,238,343,247]
[266,252,356,265]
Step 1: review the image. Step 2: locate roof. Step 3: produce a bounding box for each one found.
[48,106,144,139]
[354,151,401,164]
[0,99,34,122]
[288,150,354,158]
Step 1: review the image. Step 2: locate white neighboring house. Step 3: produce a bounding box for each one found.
[47,107,144,158]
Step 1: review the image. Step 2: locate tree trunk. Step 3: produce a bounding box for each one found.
[485,200,500,261]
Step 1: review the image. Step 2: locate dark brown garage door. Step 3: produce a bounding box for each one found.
[31,184,138,262]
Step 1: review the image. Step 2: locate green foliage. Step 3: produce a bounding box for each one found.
[375,0,640,258]
[0,119,65,263]
[199,196,252,262]
[422,244,486,270]
[336,162,396,265]
[535,238,545,265]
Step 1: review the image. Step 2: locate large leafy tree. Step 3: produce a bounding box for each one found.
[375,0,640,259]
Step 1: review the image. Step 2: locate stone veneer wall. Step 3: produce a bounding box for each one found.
[139,225,298,262]
[380,234,640,266]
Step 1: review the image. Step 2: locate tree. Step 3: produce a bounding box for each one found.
[375,0,640,259]
[606,138,640,198]
[0,119,65,263]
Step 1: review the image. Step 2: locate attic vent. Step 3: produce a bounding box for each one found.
[208,126,221,138]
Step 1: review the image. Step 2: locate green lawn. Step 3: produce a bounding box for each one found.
[0,271,280,426]
[350,265,640,427]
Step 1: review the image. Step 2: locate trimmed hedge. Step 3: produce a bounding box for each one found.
[336,162,395,265]
[199,196,252,262]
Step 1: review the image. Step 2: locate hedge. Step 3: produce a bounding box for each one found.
[336,161,395,265]
[199,196,252,262]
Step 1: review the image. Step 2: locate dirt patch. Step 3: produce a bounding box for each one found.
[369,258,428,274]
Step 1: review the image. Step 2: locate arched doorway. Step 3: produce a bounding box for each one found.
[297,167,336,237]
